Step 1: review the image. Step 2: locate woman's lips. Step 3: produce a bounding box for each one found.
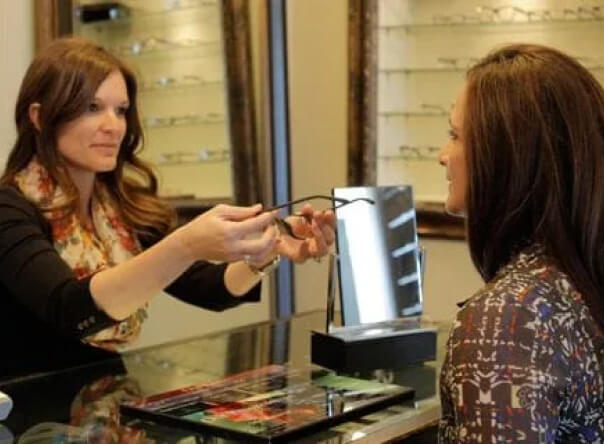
[91,144,119,156]
[91,143,118,148]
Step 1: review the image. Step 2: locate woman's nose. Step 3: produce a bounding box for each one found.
[438,146,449,166]
[101,110,122,132]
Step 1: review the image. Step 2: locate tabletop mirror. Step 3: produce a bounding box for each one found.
[334,185,423,327]
[311,185,435,373]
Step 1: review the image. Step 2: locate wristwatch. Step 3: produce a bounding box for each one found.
[246,255,281,277]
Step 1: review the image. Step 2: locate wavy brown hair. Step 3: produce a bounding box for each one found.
[2,38,175,241]
[464,43,604,326]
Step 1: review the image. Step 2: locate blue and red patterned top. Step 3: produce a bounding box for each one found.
[439,244,604,443]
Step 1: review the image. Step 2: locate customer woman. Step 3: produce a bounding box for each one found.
[0,38,334,380]
[438,44,604,442]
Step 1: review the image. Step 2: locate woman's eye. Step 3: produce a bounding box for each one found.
[116,106,129,116]
[88,103,100,112]
[447,129,458,140]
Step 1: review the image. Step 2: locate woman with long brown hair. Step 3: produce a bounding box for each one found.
[439,44,604,442]
[0,38,334,380]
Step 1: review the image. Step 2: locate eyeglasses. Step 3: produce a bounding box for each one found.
[263,195,375,240]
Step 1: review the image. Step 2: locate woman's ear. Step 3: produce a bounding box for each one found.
[28,103,41,131]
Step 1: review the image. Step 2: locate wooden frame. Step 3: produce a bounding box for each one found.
[34,0,261,206]
[347,0,464,239]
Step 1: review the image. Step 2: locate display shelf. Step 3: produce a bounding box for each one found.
[374,0,604,210]
[143,113,226,129]
[379,16,604,31]
[140,77,223,93]
[157,148,230,166]
[379,63,604,75]
[379,67,469,74]
[379,143,441,162]
[379,110,447,118]
[77,1,219,30]
[113,38,221,58]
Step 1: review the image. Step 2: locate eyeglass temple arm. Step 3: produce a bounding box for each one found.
[263,195,351,212]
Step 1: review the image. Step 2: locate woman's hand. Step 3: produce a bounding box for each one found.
[276,204,336,263]
[175,204,278,263]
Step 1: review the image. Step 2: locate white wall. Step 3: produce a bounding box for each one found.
[0,0,34,161]
[420,237,482,321]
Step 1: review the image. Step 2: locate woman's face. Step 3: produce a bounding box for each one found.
[439,85,468,216]
[56,70,129,177]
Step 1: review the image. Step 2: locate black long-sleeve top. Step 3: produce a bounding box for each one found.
[0,186,260,381]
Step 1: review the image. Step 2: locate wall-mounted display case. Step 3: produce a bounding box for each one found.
[349,0,604,238]
[36,0,262,207]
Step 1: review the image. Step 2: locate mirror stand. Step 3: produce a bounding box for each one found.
[325,253,338,334]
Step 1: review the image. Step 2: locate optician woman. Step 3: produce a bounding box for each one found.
[0,38,335,380]
[438,43,604,442]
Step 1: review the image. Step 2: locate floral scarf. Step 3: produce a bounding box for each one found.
[14,158,147,351]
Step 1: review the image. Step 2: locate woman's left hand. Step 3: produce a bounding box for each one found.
[276,204,336,263]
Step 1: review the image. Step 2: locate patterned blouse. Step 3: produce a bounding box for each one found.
[439,245,604,443]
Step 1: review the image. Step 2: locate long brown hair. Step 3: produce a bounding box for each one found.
[2,38,175,241]
[464,43,604,325]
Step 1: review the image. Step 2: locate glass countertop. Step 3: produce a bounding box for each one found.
[0,311,446,443]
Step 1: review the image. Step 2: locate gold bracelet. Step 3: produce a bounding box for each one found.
[245,255,281,277]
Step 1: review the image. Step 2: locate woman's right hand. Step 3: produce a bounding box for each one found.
[174,203,277,263]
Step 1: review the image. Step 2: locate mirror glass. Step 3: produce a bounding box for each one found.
[334,185,423,326]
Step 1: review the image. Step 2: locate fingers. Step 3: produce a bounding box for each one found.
[237,225,278,258]
[308,219,328,257]
[277,237,310,264]
[232,210,277,236]
[298,203,314,218]
[286,214,312,238]
[317,210,336,245]
[215,203,263,221]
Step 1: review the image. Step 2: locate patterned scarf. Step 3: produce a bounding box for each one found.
[14,158,147,351]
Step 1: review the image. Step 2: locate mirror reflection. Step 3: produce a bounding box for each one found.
[334,185,423,326]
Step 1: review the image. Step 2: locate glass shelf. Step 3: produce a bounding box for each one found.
[113,38,221,58]
[379,67,468,74]
[379,65,604,75]
[378,155,439,162]
[120,0,218,19]
[379,111,448,118]
[379,11,604,31]
[77,1,219,30]
[141,79,223,93]
[143,113,225,129]
[156,148,230,166]
[159,158,230,166]
[378,145,441,162]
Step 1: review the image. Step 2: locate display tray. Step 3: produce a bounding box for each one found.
[120,364,414,443]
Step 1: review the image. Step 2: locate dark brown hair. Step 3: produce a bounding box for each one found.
[2,37,175,240]
[464,43,604,325]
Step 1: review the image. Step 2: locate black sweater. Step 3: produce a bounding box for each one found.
[0,186,260,381]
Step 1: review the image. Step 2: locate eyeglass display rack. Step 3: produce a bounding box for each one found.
[73,0,233,199]
[376,0,604,204]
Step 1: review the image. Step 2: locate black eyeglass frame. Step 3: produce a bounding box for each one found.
[263,195,375,240]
